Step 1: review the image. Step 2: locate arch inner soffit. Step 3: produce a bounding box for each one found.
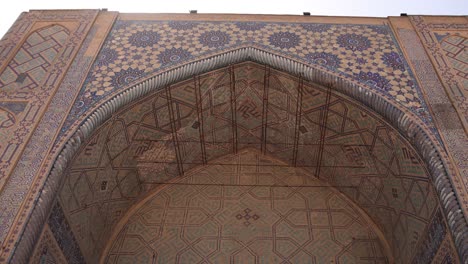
[59,62,439,263]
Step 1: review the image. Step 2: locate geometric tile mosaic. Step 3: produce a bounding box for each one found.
[0,12,99,260]
[0,25,69,98]
[0,12,463,264]
[58,62,445,263]
[29,225,67,264]
[104,149,389,264]
[412,209,449,264]
[430,232,461,264]
[0,24,69,187]
[405,16,468,219]
[64,17,435,139]
[48,203,86,264]
[439,35,468,90]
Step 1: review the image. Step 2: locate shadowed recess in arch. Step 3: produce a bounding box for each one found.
[53,62,443,263]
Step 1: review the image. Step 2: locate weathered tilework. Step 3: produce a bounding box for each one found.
[431,233,461,264]
[410,16,468,131]
[0,101,27,128]
[0,12,30,68]
[440,255,455,264]
[0,25,69,98]
[0,24,70,187]
[104,150,389,263]
[398,27,468,214]
[37,250,59,264]
[29,225,67,264]
[58,62,437,263]
[0,10,100,262]
[63,19,433,135]
[48,202,85,263]
[412,210,447,264]
[438,34,468,109]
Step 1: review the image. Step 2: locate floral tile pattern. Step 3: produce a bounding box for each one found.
[67,19,430,130]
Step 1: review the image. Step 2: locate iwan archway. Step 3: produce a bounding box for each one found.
[16,50,465,264]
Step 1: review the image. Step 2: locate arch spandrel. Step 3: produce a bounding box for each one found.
[52,62,447,263]
[63,19,431,135]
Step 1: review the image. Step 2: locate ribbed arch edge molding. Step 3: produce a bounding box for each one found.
[12,47,467,263]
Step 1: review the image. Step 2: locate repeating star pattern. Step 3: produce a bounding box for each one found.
[57,62,439,263]
[73,20,427,121]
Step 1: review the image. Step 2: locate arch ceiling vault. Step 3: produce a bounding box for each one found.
[0,11,466,264]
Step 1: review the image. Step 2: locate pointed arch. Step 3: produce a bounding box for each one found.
[12,47,467,263]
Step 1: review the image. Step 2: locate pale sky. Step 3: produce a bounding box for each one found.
[0,0,466,38]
